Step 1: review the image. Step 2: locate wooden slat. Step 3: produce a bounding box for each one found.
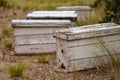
[14,28,69,36]
[15,34,55,46]
[68,55,110,72]
[67,40,120,60]
[15,44,56,54]
[32,11,76,14]
[12,20,71,28]
[26,11,77,18]
[68,34,120,47]
[56,6,92,11]
[54,25,120,40]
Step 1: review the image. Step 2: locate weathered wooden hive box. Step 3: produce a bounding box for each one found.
[26,11,77,25]
[12,20,71,55]
[54,23,120,72]
[56,6,93,21]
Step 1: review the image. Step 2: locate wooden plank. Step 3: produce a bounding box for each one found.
[26,11,77,18]
[68,34,120,47]
[56,38,69,71]
[68,55,111,72]
[15,44,56,54]
[32,11,76,14]
[54,25,120,40]
[56,6,93,21]
[15,34,55,46]
[12,20,71,28]
[14,28,69,36]
[56,6,92,11]
[67,40,120,60]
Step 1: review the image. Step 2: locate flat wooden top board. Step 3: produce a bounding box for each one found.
[56,6,92,11]
[26,11,77,19]
[12,20,71,28]
[54,23,119,40]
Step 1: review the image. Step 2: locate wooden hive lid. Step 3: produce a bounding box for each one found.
[56,6,93,11]
[12,19,71,28]
[54,23,119,40]
[26,11,77,19]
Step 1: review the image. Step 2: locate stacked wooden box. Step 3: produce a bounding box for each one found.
[54,23,120,72]
[26,11,77,25]
[56,6,93,21]
[12,7,119,72]
[12,20,71,55]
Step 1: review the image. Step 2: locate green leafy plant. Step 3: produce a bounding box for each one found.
[0,0,8,8]
[37,54,50,63]
[8,63,25,78]
[91,0,120,24]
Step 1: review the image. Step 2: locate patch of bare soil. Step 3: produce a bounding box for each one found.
[0,8,120,80]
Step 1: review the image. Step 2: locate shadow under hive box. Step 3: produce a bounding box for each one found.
[12,19,72,55]
[26,11,77,26]
[54,23,120,72]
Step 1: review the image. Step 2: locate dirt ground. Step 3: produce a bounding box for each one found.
[0,8,120,80]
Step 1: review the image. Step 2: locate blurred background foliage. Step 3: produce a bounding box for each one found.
[0,0,120,24]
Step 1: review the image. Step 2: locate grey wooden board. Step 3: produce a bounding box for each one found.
[14,28,69,36]
[32,11,76,14]
[15,44,56,54]
[56,6,92,11]
[12,20,71,28]
[56,35,120,72]
[56,38,69,71]
[26,11,77,18]
[15,34,55,46]
[68,55,112,72]
[54,25,120,40]
[56,6,93,21]
[68,34,120,47]
[67,40,120,60]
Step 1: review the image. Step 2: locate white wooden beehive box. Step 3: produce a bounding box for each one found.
[56,6,93,21]
[12,20,71,55]
[26,11,77,26]
[54,23,120,72]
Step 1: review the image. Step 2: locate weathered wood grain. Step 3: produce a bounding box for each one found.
[12,20,71,28]
[55,23,120,72]
[12,19,72,54]
[68,40,120,60]
[15,34,55,46]
[26,11,77,19]
[15,44,56,54]
[54,25,120,40]
[14,28,69,36]
[56,6,93,20]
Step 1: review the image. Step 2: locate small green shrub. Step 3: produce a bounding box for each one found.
[0,0,8,8]
[8,63,25,78]
[2,28,12,37]
[4,41,13,49]
[37,54,50,63]
[91,0,120,24]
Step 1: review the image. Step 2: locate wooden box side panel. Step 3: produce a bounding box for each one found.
[68,55,111,72]
[15,34,55,46]
[67,34,120,60]
[56,38,69,71]
[15,44,56,55]
[14,27,71,36]
[76,10,93,20]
